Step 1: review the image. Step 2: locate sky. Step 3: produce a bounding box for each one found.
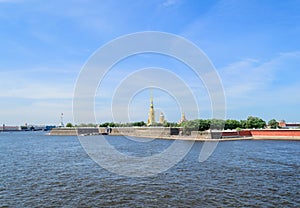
[0,0,300,125]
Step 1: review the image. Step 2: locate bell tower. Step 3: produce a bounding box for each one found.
[147,90,155,126]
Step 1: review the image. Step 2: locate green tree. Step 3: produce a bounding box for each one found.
[99,122,116,127]
[163,122,178,127]
[240,120,247,129]
[198,119,210,131]
[78,123,88,127]
[66,122,73,128]
[78,123,98,127]
[180,120,198,135]
[268,119,279,129]
[131,121,146,127]
[87,123,97,127]
[224,119,240,130]
[246,116,266,129]
[180,119,211,135]
[210,119,225,130]
[99,122,109,127]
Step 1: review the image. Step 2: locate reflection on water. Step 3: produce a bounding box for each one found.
[0,132,299,207]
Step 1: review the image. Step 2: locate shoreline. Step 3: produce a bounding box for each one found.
[48,127,300,141]
[128,135,253,142]
[117,135,300,142]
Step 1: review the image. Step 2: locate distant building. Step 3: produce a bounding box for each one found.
[178,112,187,124]
[0,125,19,131]
[285,123,300,129]
[278,120,300,129]
[159,112,165,124]
[278,120,286,128]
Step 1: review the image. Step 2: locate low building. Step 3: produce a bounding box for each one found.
[278,120,300,129]
[159,112,165,124]
[0,125,19,131]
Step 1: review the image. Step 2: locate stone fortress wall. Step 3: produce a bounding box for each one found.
[49,127,300,140]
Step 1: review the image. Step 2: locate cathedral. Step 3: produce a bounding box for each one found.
[147,92,186,126]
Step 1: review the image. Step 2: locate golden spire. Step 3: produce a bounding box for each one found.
[150,90,153,107]
[147,89,155,126]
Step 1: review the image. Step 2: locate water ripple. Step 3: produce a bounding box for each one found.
[0,133,299,207]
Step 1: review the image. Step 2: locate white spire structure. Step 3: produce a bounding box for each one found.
[59,112,64,127]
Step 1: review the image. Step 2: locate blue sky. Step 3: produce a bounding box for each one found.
[0,0,300,125]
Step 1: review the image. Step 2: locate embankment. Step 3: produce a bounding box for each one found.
[221,129,300,140]
[49,127,300,141]
[49,127,100,136]
[251,129,300,140]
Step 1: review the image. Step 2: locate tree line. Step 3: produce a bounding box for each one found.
[180,116,267,132]
[66,116,281,130]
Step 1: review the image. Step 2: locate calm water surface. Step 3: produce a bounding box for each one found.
[0,132,299,207]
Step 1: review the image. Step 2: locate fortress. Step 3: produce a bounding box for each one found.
[48,92,300,140]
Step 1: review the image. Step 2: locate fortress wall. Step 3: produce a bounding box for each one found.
[49,127,300,140]
[221,129,300,139]
[111,127,136,135]
[77,128,99,135]
[191,131,223,139]
[50,127,99,136]
[110,127,181,137]
[191,131,210,139]
[49,128,77,135]
[238,130,252,137]
[222,131,239,137]
[221,130,252,137]
[251,129,300,139]
[251,129,300,136]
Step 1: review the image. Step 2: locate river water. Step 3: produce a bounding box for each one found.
[0,132,299,207]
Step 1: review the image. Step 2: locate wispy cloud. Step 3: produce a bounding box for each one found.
[0,99,72,126]
[0,68,75,99]
[161,0,181,7]
[220,58,267,97]
[0,0,21,3]
[220,51,300,98]
[219,51,300,119]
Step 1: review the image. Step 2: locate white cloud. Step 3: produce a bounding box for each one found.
[220,58,265,97]
[220,52,300,97]
[0,99,73,126]
[0,78,74,100]
[219,51,300,112]
[0,83,73,99]
[0,65,78,99]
